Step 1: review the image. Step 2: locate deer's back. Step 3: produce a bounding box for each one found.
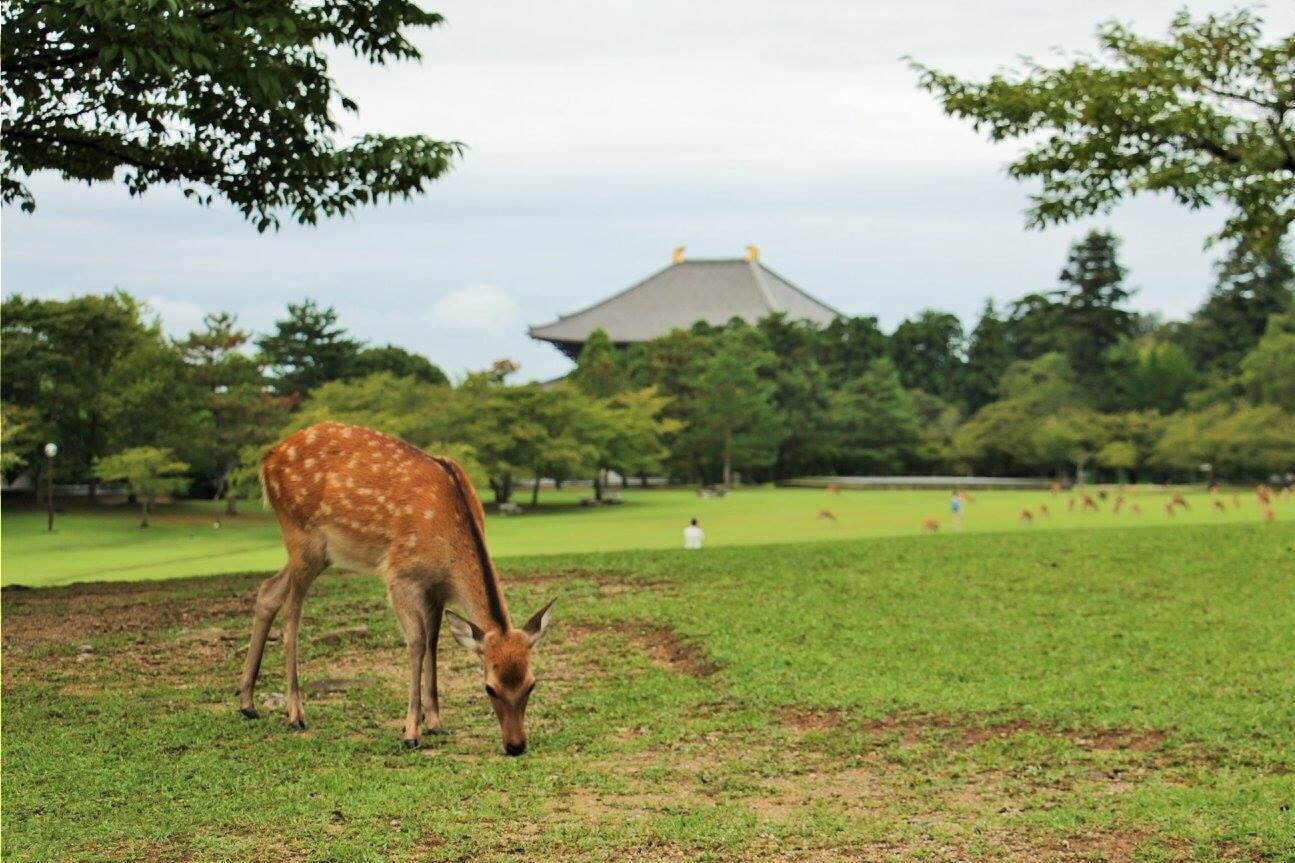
[261,422,476,574]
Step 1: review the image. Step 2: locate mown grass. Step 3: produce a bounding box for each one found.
[2,485,1283,586]
[3,522,1293,862]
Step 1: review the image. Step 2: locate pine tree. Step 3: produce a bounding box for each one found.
[256,300,363,397]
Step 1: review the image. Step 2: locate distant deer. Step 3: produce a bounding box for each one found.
[1113,495,1125,514]
[1213,499,1227,513]
[1262,505,1276,522]
[1097,489,1109,501]
[817,508,837,521]
[1170,493,1190,510]
[1050,482,1061,496]
[825,483,840,495]
[1164,500,1176,517]
[1038,503,1050,517]
[922,517,940,533]
[1080,493,1099,511]
[1256,484,1274,506]
[1129,503,1142,515]
[1019,508,1034,523]
[1068,497,1077,512]
[238,422,556,756]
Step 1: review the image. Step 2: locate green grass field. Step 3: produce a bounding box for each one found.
[3,522,1293,862]
[1,485,1282,586]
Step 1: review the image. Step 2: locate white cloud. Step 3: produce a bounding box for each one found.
[142,296,208,339]
[429,285,519,332]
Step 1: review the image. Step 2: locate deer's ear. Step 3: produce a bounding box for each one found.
[521,598,557,648]
[445,609,485,654]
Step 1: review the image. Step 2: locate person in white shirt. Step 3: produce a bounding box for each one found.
[683,518,704,549]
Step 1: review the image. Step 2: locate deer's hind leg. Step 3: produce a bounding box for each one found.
[238,522,326,725]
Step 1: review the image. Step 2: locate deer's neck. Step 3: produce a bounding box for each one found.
[454,558,511,634]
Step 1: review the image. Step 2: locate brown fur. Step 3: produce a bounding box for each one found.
[1019,508,1033,523]
[817,508,837,521]
[1170,493,1190,510]
[922,517,940,534]
[237,421,553,755]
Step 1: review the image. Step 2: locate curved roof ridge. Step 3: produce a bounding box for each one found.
[757,261,847,318]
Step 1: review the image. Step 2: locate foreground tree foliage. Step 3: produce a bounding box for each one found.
[913,9,1295,251]
[1,0,462,229]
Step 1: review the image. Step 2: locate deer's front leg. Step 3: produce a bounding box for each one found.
[422,598,447,735]
[391,583,426,748]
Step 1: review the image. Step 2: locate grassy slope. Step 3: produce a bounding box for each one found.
[3,523,1293,862]
[1,486,1281,586]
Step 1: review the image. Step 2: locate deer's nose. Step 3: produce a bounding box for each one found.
[505,741,526,757]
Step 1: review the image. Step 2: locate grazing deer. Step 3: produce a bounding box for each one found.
[1080,493,1099,512]
[1039,503,1050,517]
[1170,493,1190,510]
[922,517,940,534]
[1097,489,1109,501]
[1019,508,1034,523]
[1256,484,1274,506]
[1213,499,1227,513]
[237,422,556,756]
[817,508,837,521]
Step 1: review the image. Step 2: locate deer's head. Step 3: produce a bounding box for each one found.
[446,600,555,756]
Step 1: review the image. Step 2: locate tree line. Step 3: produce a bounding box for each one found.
[588,232,1294,487]
[2,230,1293,513]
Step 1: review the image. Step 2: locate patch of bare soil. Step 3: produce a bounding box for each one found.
[565,620,720,677]
[780,707,847,733]
[505,568,673,597]
[811,711,1173,756]
[1,576,260,647]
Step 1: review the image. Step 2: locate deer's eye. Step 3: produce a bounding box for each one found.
[485,685,499,699]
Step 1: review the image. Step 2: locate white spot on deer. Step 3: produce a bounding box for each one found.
[285,445,297,460]
[339,426,352,438]
[406,533,419,547]
[305,429,318,444]
[304,456,316,468]
[425,508,435,520]
[319,502,332,515]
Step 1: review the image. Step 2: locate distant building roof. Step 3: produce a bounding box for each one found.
[528,251,842,359]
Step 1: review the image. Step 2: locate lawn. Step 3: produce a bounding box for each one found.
[3,522,1293,861]
[1,485,1282,587]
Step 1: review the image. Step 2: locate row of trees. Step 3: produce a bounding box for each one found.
[2,230,1293,509]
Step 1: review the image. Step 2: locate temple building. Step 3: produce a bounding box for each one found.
[528,245,842,360]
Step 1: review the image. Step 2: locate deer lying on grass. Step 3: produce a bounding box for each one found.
[237,421,556,756]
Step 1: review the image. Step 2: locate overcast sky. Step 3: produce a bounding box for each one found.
[4,1,1291,382]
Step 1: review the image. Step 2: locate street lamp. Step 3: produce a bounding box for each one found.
[44,442,58,532]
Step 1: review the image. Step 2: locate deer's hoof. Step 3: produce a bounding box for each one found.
[288,719,307,732]
[240,707,259,720]
[403,738,422,750]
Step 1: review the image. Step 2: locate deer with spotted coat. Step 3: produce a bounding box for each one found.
[237,421,556,756]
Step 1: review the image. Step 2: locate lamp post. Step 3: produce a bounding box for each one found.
[44,442,58,532]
